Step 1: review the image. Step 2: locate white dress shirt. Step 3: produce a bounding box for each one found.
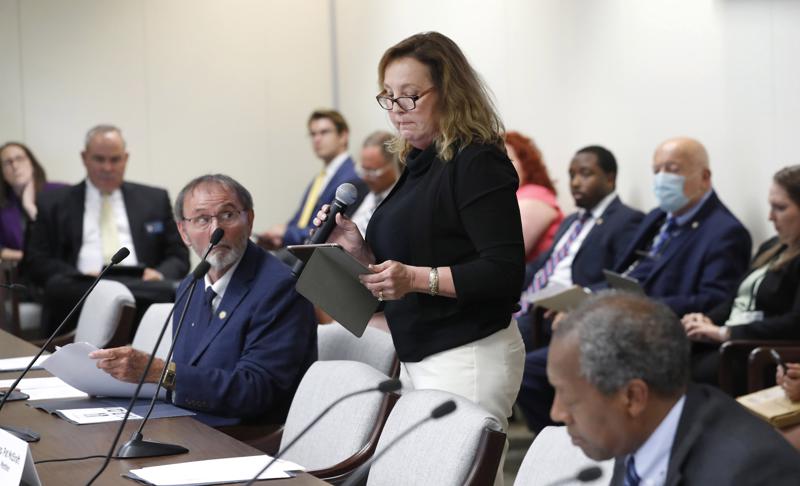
[547,191,618,287]
[631,395,686,486]
[77,179,139,274]
[351,185,395,237]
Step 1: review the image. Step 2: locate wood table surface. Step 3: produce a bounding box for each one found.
[0,330,327,485]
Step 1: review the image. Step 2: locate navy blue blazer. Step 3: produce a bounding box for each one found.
[613,191,752,316]
[525,196,644,288]
[171,241,317,426]
[283,156,365,246]
[610,384,800,486]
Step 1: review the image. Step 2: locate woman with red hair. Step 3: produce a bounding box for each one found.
[504,131,562,261]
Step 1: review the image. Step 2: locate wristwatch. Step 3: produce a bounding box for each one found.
[162,361,177,391]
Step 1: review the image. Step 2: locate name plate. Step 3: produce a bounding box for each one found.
[0,428,40,486]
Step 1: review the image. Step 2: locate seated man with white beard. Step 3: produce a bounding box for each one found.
[90,174,317,426]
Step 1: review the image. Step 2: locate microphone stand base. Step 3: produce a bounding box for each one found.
[117,434,188,458]
[1,425,40,442]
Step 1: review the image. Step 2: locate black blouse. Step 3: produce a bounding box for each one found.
[366,142,525,362]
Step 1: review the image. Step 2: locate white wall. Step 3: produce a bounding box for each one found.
[1,0,334,230]
[336,0,800,245]
[3,0,799,245]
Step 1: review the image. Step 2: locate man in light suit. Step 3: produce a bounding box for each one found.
[24,125,189,334]
[257,109,366,249]
[516,146,643,431]
[547,292,800,486]
[613,136,751,316]
[91,174,317,426]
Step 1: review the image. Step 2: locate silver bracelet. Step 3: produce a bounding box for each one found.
[428,267,439,296]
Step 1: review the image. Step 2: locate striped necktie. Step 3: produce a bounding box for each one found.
[648,216,678,257]
[624,455,641,486]
[531,211,592,292]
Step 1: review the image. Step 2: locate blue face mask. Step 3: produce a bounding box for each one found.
[653,172,689,214]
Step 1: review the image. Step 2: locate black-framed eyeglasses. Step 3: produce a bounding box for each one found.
[183,209,246,229]
[376,87,435,111]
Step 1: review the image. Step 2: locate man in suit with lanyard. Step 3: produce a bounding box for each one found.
[24,124,189,334]
[547,292,800,486]
[516,145,643,431]
[257,109,365,249]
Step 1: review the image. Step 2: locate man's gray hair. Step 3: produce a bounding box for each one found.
[85,124,125,149]
[554,291,690,397]
[362,130,400,172]
[174,174,253,221]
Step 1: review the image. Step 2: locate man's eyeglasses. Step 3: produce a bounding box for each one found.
[1,155,28,168]
[183,209,246,229]
[356,165,390,179]
[376,87,435,111]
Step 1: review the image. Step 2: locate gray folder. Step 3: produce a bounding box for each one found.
[603,270,645,295]
[291,245,379,337]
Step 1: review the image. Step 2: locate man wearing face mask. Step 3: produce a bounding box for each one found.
[613,137,751,316]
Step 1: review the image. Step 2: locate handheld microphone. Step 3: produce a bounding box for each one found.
[0,247,130,443]
[87,229,224,484]
[545,465,604,485]
[291,183,358,278]
[242,378,402,486]
[341,399,457,486]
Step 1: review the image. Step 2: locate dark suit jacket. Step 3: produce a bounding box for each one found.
[611,384,800,486]
[708,237,800,340]
[283,156,365,246]
[525,196,644,288]
[23,180,189,285]
[613,191,752,316]
[171,241,317,426]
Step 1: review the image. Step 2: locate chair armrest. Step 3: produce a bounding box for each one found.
[748,345,800,393]
[718,340,795,396]
[463,426,507,486]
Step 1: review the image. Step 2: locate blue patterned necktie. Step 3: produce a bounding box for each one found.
[649,216,678,257]
[532,211,592,291]
[198,286,217,328]
[624,455,641,486]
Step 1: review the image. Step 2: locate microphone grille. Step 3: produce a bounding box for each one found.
[111,247,131,264]
[210,228,225,245]
[377,379,402,393]
[576,466,603,482]
[335,183,358,205]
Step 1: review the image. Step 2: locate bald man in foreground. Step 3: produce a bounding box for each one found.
[612,137,751,316]
[548,292,800,485]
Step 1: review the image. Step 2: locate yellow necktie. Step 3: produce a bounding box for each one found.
[100,194,120,262]
[296,171,325,228]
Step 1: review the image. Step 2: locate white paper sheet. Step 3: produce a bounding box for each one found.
[0,377,87,400]
[55,406,143,424]
[0,355,48,372]
[41,342,166,399]
[126,455,306,485]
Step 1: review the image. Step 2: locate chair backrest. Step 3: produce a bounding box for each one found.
[280,360,397,478]
[514,426,612,486]
[317,324,399,377]
[74,279,136,348]
[366,389,506,486]
[132,303,174,359]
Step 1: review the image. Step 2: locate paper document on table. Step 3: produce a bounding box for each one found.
[0,355,49,372]
[55,406,143,425]
[125,454,306,485]
[523,283,592,312]
[0,377,86,400]
[41,342,166,399]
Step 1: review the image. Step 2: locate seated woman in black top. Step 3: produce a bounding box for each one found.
[683,165,800,385]
[315,32,525,442]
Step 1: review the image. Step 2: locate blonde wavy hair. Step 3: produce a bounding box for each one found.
[377,32,505,162]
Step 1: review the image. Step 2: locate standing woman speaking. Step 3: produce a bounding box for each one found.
[316,32,525,438]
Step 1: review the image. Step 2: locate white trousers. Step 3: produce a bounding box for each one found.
[400,322,525,485]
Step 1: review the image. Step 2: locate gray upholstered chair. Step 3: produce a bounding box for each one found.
[273,360,398,484]
[317,324,399,377]
[513,426,612,486]
[131,303,173,359]
[36,279,136,351]
[365,389,506,486]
